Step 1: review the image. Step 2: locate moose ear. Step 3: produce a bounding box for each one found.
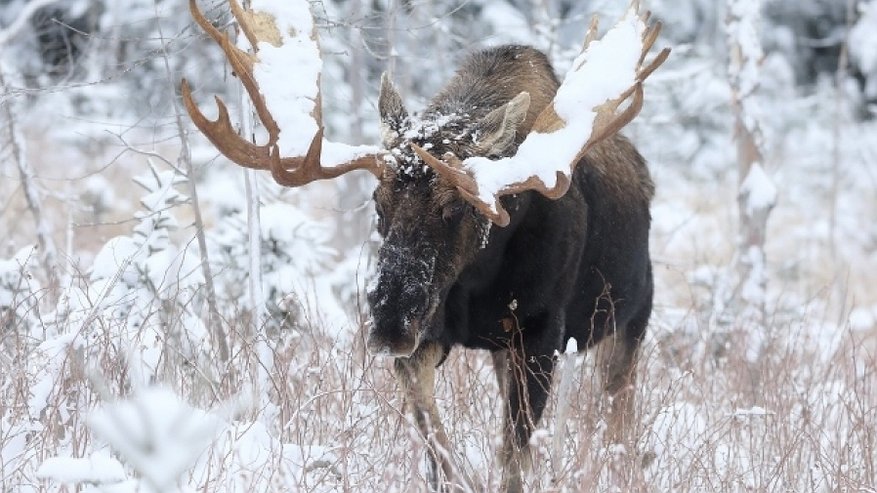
[378,72,408,145]
[473,91,530,157]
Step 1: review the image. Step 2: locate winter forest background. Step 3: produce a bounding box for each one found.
[1,0,876,491]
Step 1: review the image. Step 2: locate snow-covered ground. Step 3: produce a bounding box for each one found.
[1,0,875,491]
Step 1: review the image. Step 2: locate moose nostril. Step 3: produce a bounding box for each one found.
[367,319,421,357]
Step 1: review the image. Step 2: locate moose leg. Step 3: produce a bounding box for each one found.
[491,349,509,400]
[494,329,558,493]
[596,331,641,445]
[395,342,470,492]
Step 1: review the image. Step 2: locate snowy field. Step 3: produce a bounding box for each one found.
[1,0,876,491]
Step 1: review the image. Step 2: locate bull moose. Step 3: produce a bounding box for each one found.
[182,0,669,491]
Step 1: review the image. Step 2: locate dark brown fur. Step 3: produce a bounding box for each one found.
[367,45,654,492]
[426,46,558,138]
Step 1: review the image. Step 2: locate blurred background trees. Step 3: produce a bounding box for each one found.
[2,1,876,491]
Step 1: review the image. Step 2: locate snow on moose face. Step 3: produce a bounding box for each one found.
[365,73,525,357]
[365,150,488,357]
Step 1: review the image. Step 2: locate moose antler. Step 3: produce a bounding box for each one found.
[413,3,670,226]
[180,0,384,187]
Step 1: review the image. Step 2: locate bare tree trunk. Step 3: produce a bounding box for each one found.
[830,0,855,260]
[829,0,856,331]
[231,6,270,406]
[244,167,269,380]
[0,0,65,296]
[338,0,374,250]
[153,1,229,363]
[386,0,398,80]
[0,69,59,296]
[349,0,365,144]
[726,0,776,336]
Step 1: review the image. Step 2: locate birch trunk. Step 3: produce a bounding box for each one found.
[726,0,776,342]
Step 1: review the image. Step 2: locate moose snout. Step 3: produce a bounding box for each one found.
[366,318,422,357]
[366,276,431,357]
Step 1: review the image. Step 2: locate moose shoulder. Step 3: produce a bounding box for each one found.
[368,45,654,492]
[182,1,667,490]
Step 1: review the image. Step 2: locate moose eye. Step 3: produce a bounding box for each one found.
[373,195,389,235]
[441,203,466,226]
[375,207,389,235]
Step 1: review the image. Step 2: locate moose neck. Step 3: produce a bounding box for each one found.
[456,192,534,292]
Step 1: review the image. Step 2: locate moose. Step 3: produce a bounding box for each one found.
[182,0,669,491]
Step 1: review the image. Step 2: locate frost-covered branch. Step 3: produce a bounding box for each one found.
[154,0,229,363]
[0,69,58,293]
[726,0,776,331]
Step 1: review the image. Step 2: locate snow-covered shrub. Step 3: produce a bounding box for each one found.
[38,386,224,492]
[79,163,207,383]
[0,247,41,335]
[850,0,877,103]
[210,200,338,332]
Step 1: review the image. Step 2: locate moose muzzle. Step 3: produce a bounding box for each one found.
[366,245,437,357]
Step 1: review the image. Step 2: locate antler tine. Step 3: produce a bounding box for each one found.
[411,144,476,190]
[270,130,383,186]
[582,15,599,52]
[229,0,259,53]
[580,83,645,161]
[639,20,661,67]
[640,46,671,82]
[182,0,383,187]
[417,4,669,227]
[186,0,280,143]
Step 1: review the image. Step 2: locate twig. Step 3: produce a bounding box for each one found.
[0,69,59,296]
[153,0,229,362]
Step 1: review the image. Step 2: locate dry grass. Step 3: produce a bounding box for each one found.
[2,135,876,491]
[6,272,874,492]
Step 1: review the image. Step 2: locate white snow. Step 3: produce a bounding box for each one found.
[37,453,127,484]
[87,387,224,492]
[251,0,322,157]
[850,0,877,98]
[564,337,578,354]
[464,7,645,209]
[732,406,774,417]
[249,0,380,166]
[739,162,777,215]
